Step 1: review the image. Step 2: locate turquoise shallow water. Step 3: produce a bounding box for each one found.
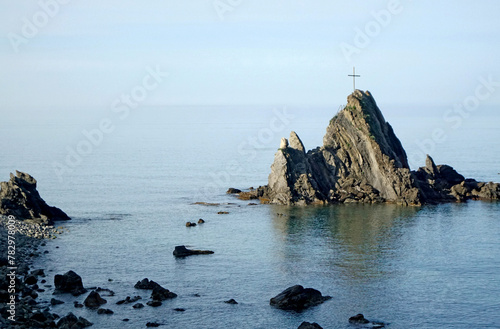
[1,106,499,328]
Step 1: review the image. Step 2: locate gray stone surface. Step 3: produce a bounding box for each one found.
[0,171,70,224]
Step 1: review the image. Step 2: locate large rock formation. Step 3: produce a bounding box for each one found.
[0,171,70,224]
[242,90,500,206]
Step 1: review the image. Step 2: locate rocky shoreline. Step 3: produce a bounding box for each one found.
[0,213,377,328]
[0,216,62,328]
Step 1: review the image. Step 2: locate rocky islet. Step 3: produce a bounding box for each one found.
[237,90,500,205]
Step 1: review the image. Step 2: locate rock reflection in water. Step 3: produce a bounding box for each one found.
[270,204,419,283]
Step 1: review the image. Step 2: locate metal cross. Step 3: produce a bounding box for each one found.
[348,67,360,92]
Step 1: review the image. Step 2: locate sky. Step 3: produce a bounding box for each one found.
[1,1,500,115]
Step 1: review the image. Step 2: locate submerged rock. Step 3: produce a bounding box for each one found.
[238,90,500,205]
[54,270,87,296]
[57,312,93,329]
[270,285,331,311]
[349,314,370,324]
[0,171,71,224]
[50,298,64,305]
[298,322,323,329]
[173,245,214,257]
[97,308,114,315]
[349,314,386,328]
[146,300,162,307]
[117,295,142,304]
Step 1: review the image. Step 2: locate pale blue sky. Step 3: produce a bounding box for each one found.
[1,1,500,114]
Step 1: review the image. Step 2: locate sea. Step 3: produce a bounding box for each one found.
[1,104,499,329]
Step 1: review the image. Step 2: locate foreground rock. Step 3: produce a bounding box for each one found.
[54,270,87,296]
[173,245,214,257]
[349,314,386,328]
[237,90,500,205]
[0,171,71,224]
[135,278,162,290]
[57,312,93,328]
[270,285,331,311]
[151,286,177,301]
[298,322,323,329]
[84,291,107,309]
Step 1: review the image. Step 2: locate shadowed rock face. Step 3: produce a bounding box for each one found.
[246,90,500,205]
[0,171,71,224]
[270,285,331,311]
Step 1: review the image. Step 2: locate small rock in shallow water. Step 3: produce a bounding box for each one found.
[224,299,238,304]
[31,269,45,277]
[146,322,161,327]
[147,300,162,307]
[25,274,37,285]
[197,218,205,224]
[173,245,214,257]
[185,221,196,227]
[151,286,177,301]
[133,303,145,309]
[56,312,93,328]
[96,287,115,296]
[270,285,331,311]
[118,295,142,304]
[50,298,64,305]
[173,308,185,312]
[298,322,323,329]
[349,314,370,324]
[135,278,161,290]
[97,308,114,315]
[348,314,386,328]
[84,291,107,309]
[54,270,87,296]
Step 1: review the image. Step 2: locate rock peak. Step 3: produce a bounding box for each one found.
[238,91,500,205]
[289,131,305,153]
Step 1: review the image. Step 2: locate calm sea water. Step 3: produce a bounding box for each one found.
[1,106,499,328]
